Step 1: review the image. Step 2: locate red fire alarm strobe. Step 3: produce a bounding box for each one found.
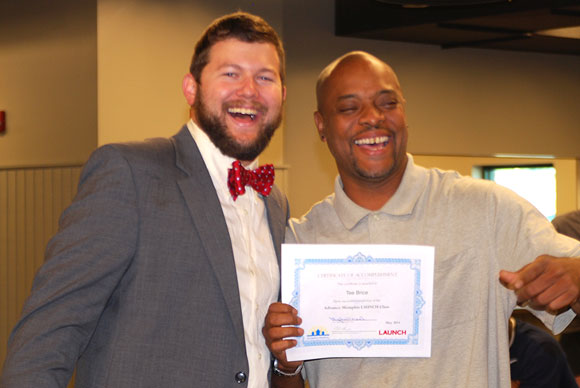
[0,111,5,133]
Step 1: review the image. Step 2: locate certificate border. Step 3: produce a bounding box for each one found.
[289,252,425,351]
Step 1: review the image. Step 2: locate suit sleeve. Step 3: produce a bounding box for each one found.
[1,145,139,388]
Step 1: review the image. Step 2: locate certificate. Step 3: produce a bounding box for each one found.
[281,244,434,361]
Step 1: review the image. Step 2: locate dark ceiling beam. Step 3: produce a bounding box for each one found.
[441,34,532,49]
[551,8,580,16]
[335,0,580,55]
[335,0,579,34]
[437,22,530,34]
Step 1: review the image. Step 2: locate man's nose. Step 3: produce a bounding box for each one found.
[358,104,385,128]
[237,77,258,98]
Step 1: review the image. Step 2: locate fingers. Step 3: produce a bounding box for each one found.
[499,261,538,291]
[262,302,304,365]
[264,303,303,338]
[571,298,580,315]
[500,255,580,312]
[516,256,575,308]
[265,302,302,326]
[498,270,518,290]
[540,289,577,312]
[510,257,551,304]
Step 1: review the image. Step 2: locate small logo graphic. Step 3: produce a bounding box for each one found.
[307,326,330,338]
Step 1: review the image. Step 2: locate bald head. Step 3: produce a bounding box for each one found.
[312,50,409,210]
[316,51,403,113]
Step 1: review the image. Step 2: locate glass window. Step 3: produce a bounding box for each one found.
[482,165,556,220]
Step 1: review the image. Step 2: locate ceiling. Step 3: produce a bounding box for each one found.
[335,0,580,55]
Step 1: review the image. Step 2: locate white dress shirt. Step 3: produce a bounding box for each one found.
[187,119,280,388]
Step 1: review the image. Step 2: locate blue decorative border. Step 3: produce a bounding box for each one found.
[289,252,425,350]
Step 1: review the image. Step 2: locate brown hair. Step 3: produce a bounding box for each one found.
[189,12,285,85]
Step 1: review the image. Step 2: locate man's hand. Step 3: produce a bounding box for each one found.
[262,302,304,372]
[499,255,580,314]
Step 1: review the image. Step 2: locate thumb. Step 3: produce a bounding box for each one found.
[499,270,522,290]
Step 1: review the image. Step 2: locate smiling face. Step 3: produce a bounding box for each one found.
[315,53,408,201]
[184,38,285,161]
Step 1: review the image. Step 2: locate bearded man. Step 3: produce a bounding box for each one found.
[1,11,288,388]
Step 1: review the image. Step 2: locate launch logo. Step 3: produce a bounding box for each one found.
[379,329,407,336]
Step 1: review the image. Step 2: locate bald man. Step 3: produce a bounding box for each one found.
[263,51,580,388]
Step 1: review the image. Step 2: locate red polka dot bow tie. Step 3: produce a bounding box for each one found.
[227,160,275,201]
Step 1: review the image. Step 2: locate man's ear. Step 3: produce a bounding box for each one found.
[182,73,197,106]
[314,111,326,142]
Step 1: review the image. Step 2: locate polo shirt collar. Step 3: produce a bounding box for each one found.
[334,154,428,230]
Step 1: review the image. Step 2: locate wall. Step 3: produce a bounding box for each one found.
[282,0,580,216]
[0,0,97,168]
[0,166,82,375]
[96,0,286,166]
[0,0,97,378]
[575,159,580,209]
[96,0,288,191]
[1,1,578,218]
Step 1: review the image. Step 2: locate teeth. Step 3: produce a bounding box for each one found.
[354,136,389,145]
[228,107,258,116]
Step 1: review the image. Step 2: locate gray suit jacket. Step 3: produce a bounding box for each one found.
[0,127,289,387]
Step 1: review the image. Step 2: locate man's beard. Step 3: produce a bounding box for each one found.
[193,90,282,161]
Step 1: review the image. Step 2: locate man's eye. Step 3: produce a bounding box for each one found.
[380,100,398,109]
[338,107,357,113]
[258,75,274,82]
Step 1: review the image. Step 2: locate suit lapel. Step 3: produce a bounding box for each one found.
[171,127,246,349]
[263,186,288,266]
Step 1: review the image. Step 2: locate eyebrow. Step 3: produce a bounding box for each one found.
[336,94,358,102]
[217,63,278,75]
[336,89,398,101]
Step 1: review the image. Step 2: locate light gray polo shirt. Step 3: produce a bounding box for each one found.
[287,155,580,388]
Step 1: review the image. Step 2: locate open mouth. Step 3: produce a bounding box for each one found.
[354,136,390,147]
[227,107,258,122]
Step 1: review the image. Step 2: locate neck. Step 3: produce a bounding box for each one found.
[341,159,407,211]
[240,159,254,167]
